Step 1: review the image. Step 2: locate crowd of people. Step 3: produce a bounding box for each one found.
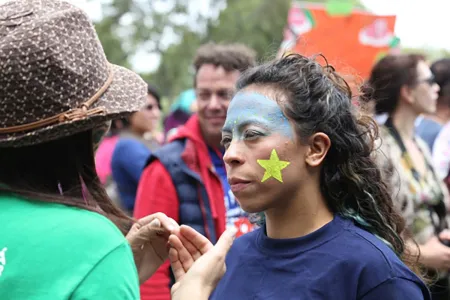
[2,0,450,299]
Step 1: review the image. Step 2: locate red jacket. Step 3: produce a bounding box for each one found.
[134,115,226,300]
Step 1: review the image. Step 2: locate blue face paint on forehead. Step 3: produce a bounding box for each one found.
[223,92,294,139]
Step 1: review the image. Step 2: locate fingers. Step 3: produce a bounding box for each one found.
[174,228,237,295]
[177,234,203,261]
[169,247,186,281]
[168,227,214,283]
[136,213,179,233]
[179,225,213,254]
[128,219,164,247]
[127,213,180,249]
[169,227,237,299]
[211,228,236,257]
[169,234,196,270]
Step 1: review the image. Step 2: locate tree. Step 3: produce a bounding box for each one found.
[401,46,450,61]
[92,0,219,68]
[206,0,292,60]
[152,0,368,100]
[93,0,368,102]
[152,0,292,101]
[92,0,133,68]
[148,30,203,101]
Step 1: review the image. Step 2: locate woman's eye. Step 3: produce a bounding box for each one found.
[243,130,261,139]
[221,136,232,149]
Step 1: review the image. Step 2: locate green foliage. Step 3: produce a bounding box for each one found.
[150,30,202,100]
[152,0,366,100]
[92,0,207,67]
[93,0,131,67]
[206,0,291,61]
[401,47,450,61]
[153,0,292,101]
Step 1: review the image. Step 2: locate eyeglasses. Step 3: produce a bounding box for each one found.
[417,75,436,86]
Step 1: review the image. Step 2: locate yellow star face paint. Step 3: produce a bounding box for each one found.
[257,149,291,183]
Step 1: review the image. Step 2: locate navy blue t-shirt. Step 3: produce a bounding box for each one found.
[211,215,430,300]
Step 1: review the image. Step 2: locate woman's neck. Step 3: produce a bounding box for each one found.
[391,106,418,141]
[264,182,333,239]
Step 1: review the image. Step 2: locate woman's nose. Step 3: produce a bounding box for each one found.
[223,140,245,166]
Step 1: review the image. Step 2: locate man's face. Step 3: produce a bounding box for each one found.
[195,64,240,144]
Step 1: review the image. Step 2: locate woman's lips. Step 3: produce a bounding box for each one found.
[229,178,252,193]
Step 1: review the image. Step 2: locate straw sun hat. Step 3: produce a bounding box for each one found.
[0,0,147,147]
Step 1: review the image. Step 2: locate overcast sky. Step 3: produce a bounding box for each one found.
[361,0,450,49]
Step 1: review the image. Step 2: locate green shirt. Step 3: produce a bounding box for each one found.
[0,194,139,299]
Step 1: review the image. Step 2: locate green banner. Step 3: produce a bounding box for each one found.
[325,0,354,16]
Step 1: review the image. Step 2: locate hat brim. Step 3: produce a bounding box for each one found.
[0,64,147,148]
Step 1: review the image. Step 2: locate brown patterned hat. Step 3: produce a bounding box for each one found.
[0,0,147,147]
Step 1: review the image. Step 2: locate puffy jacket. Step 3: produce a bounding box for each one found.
[134,115,226,300]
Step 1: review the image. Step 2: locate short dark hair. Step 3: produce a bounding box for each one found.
[362,54,425,115]
[109,83,161,133]
[431,58,450,106]
[193,42,256,75]
[147,83,161,109]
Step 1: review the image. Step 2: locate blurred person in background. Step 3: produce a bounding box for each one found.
[433,120,450,188]
[425,59,450,188]
[367,54,450,300]
[416,59,450,151]
[95,121,122,185]
[94,120,123,207]
[111,84,162,215]
[163,89,197,141]
[134,42,257,300]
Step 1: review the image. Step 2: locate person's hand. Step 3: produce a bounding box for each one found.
[418,232,450,271]
[169,225,214,280]
[126,213,179,284]
[169,226,236,300]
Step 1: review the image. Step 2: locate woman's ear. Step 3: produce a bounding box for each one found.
[305,133,331,167]
[400,84,414,105]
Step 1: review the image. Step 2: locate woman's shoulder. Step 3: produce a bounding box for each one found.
[340,223,421,281]
[327,223,426,297]
[0,194,136,298]
[113,137,151,162]
[0,193,127,250]
[114,137,149,154]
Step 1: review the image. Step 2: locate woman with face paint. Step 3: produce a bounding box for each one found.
[200,54,430,299]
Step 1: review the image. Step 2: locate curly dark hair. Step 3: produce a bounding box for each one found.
[237,53,421,276]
